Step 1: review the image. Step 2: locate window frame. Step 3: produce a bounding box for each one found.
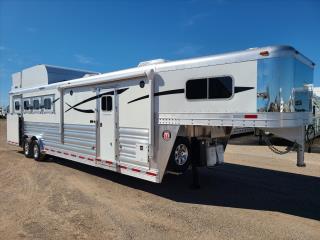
[101,95,113,112]
[42,95,54,113]
[32,97,41,113]
[14,99,21,113]
[23,98,31,113]
[185,75,235,101]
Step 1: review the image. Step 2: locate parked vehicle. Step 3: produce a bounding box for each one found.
[7,46,315,183]
[307,88,320,141]
[0,107,7,119]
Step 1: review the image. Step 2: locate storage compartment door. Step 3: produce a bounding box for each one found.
[117,79,151,167]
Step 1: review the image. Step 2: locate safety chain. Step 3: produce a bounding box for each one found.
[261,131,297,155]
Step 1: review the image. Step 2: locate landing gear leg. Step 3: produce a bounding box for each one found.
[297,142,306,167]
[297,126,306,167]
[259,134,263,145]
[190,137,200,189]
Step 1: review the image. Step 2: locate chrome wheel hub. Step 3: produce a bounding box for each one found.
[24,142,29,155]
[174,144,188,166]
[33,145,39,159]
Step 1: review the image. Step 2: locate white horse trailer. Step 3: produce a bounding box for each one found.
[7,46,315,183]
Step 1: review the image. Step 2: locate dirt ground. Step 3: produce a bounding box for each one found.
[0,119,319,240]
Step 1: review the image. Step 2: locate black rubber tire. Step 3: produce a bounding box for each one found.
[32,141,45,161]
[23,139,33,158]
[168,137,191,173]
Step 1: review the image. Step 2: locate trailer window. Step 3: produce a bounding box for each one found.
[23,100,30,110]
[43,98,52,110]
[14,101,20,111]
[33,99,40,110]
[186,76,233,100]
[186,78,207,99]
[208,77,233,99]
[101,96,112,111]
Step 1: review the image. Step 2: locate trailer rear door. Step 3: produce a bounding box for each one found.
[7,95,22,145]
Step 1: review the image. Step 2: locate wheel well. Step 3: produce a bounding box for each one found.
[166,136,191,173]
[31,136,38,141]
[23,136,38,143]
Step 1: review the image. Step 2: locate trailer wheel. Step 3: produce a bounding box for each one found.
[169,137,191,173]
[23,139,33,158]
[32,141,45,161]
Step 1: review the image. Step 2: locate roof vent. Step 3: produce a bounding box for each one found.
[138,59,168,67]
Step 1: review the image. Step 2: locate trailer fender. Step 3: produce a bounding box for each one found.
[29,136,45,153]
[153,125,181,182]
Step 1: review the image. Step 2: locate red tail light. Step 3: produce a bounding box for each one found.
[244,114,258,119]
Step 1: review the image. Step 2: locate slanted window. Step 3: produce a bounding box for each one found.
[23,99,30,111]
[14,101,20,111]
[33,99,40,110]
[101,96,112,111]
[186,76,233,100]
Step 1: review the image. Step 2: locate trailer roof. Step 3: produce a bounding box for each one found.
[23,64,100,74]
[10,45,315,94]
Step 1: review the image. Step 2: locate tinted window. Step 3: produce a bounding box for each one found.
[33,99,40,110]
[44,98,52,110]
[23,100,30,110]
[186,78,207,99]
[209,77,233,99]
[101,96,112,111]
[14,101,20,111]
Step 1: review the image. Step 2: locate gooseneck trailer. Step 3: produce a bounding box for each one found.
[7,46,314,183]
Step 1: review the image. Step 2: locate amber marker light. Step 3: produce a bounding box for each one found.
[260,50,269,56]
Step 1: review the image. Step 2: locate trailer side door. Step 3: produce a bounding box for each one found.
[98,89,116,162]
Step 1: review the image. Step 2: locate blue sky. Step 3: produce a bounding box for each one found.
[0,0,319,107]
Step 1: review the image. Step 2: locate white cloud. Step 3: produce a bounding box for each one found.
[175,45,203,56]
[184,13,210,27]
[74,54,96,65]
[184,0,229,27]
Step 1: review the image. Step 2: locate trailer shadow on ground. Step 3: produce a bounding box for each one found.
[49,156,320,221]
